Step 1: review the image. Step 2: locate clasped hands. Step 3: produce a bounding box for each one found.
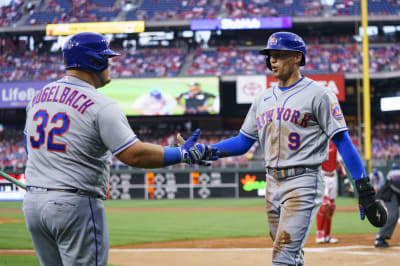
[178,129,219,166]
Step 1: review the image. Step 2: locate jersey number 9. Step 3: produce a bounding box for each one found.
[288,132,300,150]
[30,110,70,152]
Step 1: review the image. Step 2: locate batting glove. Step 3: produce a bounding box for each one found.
[356,177,387,227]
[179,129,219,166]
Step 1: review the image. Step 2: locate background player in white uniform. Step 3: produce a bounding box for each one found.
[23,32,217,266]
[206,32,386,266]
[315,141,347,244]
[132,88,176,115]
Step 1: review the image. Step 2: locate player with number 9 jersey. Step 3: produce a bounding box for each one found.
[207,31,386,266]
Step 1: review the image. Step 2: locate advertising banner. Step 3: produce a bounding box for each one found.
[0,81,46,108]
[46,21,145,36]
[236,75,267,104]
[267,74,346,101]
[237,74,345,104]
[0,173,26,201]
[191,17,292,31]
[238,171,266,197]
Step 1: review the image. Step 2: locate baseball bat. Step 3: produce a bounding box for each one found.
[0,170,27,190]
[177,133,185,146]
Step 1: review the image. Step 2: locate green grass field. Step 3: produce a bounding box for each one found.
[0,197,378,266]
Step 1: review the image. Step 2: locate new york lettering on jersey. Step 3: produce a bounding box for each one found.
[256,107,312,130]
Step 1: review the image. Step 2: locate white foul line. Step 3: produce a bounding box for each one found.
[2,246,400,256]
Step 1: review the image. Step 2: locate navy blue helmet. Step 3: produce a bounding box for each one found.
[259,32,306,70]
[63,32,119,73]
[150,88,162,100]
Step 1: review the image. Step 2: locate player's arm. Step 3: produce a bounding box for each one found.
[332,130,387,227]
[198,95,215,112]
[331,131,365,181]
[116,129,218,169]
[98,104,217,168]
[210,132,255,158]
[335,152,347,178]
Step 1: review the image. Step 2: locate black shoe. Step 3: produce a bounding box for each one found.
[375,238,389,248]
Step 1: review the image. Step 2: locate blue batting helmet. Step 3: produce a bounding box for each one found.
[259,32,306,70]
[63,32,120,73]
[149,88,162,100]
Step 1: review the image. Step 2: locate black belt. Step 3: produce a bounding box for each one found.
[26,186,104,199]
[266,166,318,179]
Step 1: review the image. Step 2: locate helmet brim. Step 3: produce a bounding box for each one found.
[103,49,120,58]
[259,49,269,55]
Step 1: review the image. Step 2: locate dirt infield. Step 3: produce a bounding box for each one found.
[108,228,400,266]
[2,206,400,265]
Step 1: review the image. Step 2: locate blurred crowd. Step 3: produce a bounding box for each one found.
[0,129,26,171]
[2,0,400,27]
[0,47,185,82]
[1,123,399,171]
[0,0,24,27]
[1,43,399,82]
[186,44,399,76]
[110,48,186,78]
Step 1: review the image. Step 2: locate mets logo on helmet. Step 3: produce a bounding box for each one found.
[331,102,344,120]
[269,35,277,45]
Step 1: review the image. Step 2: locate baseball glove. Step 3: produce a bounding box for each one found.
[356,177,387,227]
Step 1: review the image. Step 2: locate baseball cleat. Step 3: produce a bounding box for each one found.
[325,237,339,244]
[316,237,326,244]
[374,238,389,248]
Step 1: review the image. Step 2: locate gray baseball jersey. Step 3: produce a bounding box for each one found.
[24,76,137,198]
[239,76,347,265]
[240,76,347,168]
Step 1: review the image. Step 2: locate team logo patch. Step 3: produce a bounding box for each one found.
[269,35,277,45]
[331,102,344,120]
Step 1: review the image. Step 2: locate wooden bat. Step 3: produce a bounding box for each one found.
[0,170,26,190]
[177,133,185,146]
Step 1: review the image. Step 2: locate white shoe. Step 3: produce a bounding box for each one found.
[316,237,326,244]
[325,237,339,244]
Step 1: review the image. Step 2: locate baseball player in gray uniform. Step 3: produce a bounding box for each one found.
[23,32,217,266]
[208,32,386,265]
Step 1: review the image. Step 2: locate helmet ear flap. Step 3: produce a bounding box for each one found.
[265,56,272,70]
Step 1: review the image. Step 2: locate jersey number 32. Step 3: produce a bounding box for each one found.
[30,110,70,152]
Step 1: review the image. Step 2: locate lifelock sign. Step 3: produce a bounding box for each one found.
[0,82,47,108]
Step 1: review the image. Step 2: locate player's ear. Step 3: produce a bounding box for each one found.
[295,52,303,65]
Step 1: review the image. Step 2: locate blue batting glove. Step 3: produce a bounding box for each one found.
[179,129,220,165]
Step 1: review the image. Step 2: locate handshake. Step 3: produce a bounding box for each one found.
[178,129,220,166]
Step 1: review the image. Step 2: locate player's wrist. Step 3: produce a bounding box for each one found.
[162,147,181,166]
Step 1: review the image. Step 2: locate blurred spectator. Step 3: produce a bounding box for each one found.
[0,129,27,171]
[0,0,24,27]
[369,168,385,192]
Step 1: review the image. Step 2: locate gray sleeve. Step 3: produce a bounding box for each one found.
[240,102,259,140]
[97,103,138,155]
[314,90,347,139]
